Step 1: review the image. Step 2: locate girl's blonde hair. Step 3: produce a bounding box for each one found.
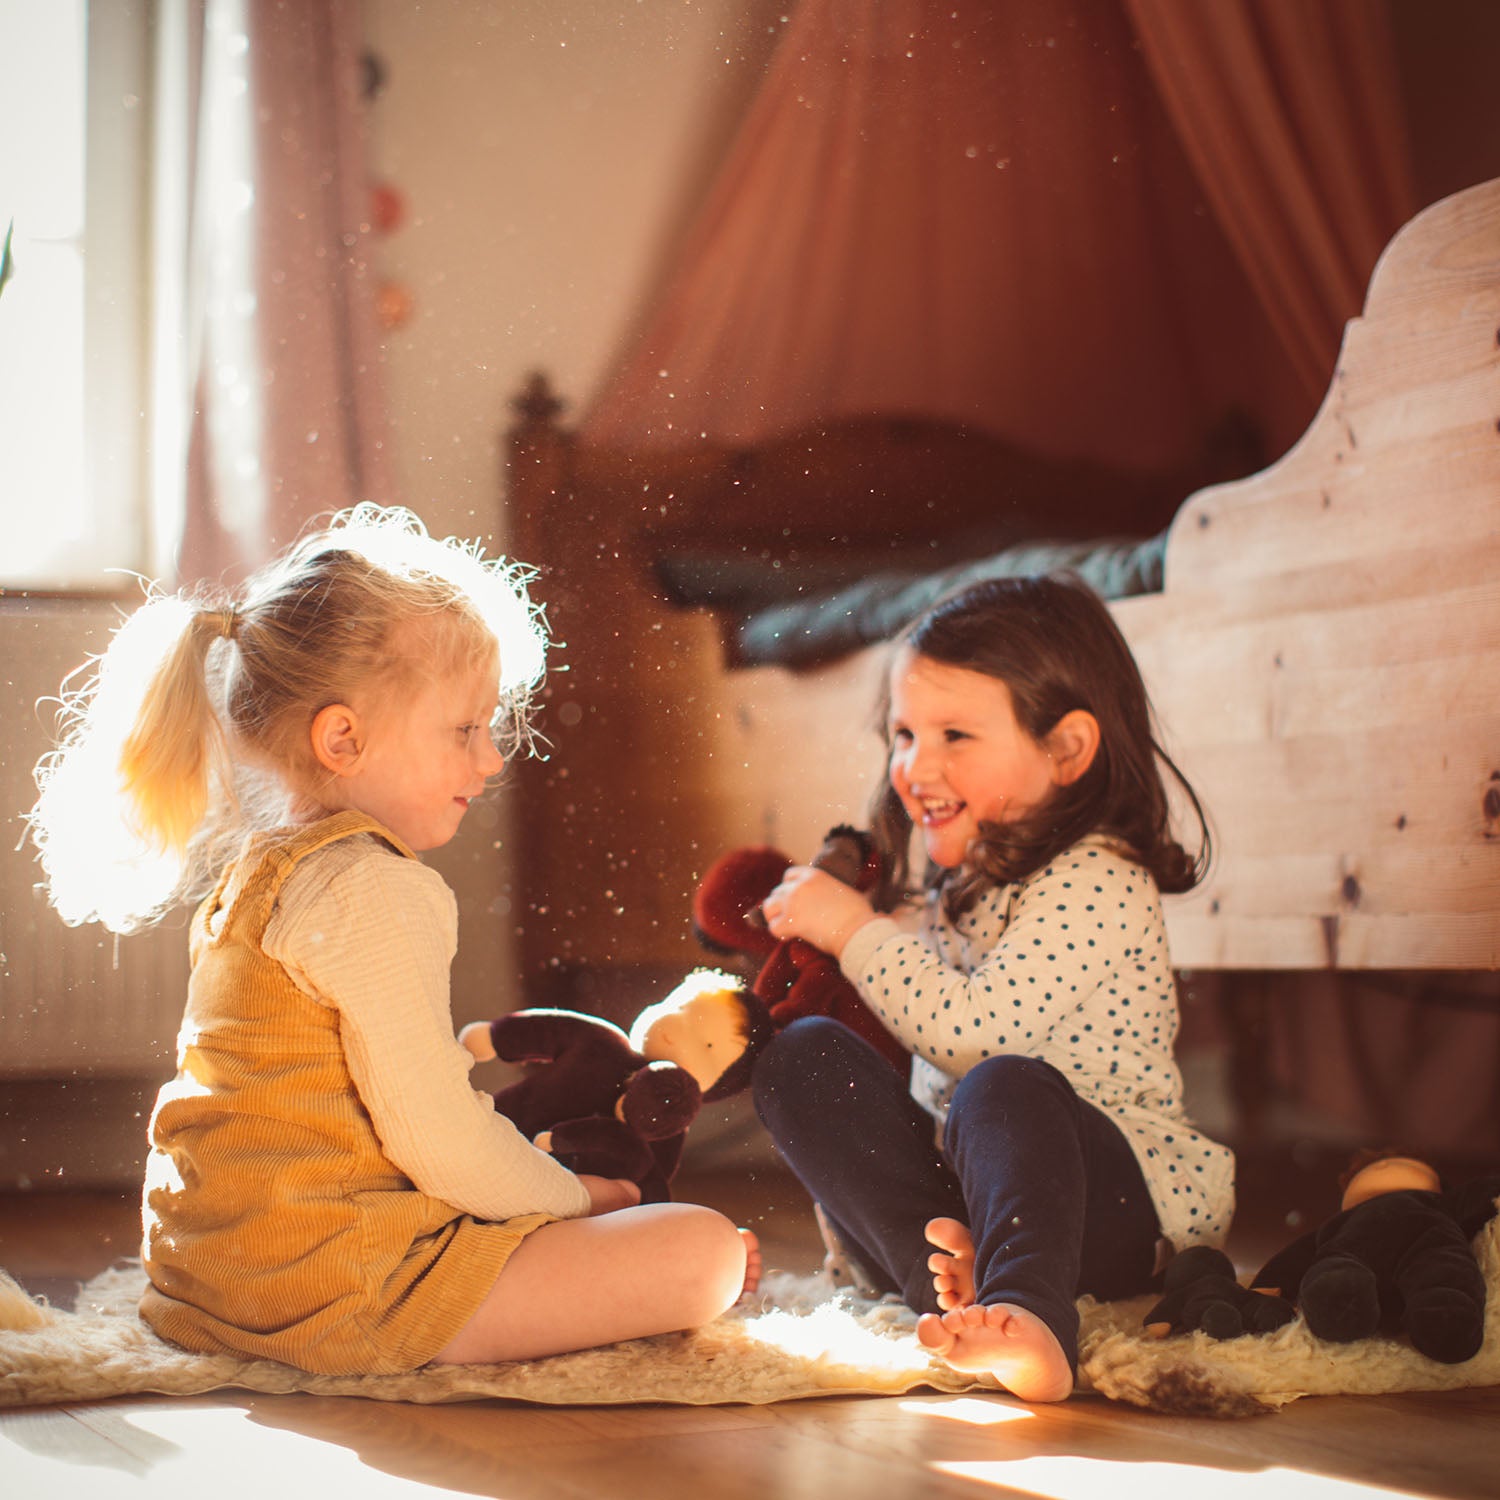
[30,505,547,933]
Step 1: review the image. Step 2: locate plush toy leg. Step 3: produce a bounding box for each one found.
[1398,1235,1487,1364]
[1299,1252,1381,1343]
[1405,1286,1488,1364]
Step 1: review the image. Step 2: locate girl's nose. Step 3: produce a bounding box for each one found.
[478,737,506,776]
[904,739,939,783]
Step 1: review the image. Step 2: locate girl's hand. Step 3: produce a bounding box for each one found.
[761,866,876,958]
[577,1174,643,1215]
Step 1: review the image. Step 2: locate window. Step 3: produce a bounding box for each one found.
[0,1,151,589]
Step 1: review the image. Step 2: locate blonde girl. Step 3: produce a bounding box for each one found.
[31,506,751,1375]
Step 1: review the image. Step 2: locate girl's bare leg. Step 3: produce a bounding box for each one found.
[917,1217,1073,1403]
[430,1203,750,1365]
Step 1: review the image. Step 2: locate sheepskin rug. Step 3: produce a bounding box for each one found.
[3,1212,1498,1418]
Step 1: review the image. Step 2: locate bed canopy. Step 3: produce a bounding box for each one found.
[580,0,1416,487]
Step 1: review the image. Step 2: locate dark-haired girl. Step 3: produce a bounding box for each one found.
[755,575,1233,1401]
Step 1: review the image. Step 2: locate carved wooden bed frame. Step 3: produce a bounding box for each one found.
[504,177,1500,1024]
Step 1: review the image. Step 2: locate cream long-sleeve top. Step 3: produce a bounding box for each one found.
[838,837,1234,1250]
[261,832,593,1223]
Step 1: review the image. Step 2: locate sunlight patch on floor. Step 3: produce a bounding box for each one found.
[30,1403,457,1498]
[934,1455,1401,1499]
[898,1395,1034,1426]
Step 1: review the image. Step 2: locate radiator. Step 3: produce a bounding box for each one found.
[0,599,189,1078]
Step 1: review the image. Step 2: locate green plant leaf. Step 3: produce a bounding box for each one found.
[0,220,14,302]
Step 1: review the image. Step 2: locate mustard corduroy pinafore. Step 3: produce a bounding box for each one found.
[140,811,551,1374]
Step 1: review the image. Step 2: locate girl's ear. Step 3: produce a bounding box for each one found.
[310,704,364,777]
[1045,709,1101,787]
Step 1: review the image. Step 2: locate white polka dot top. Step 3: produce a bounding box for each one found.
[839,836,1234,1250]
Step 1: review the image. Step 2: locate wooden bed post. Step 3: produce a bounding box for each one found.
[505,370,572,573]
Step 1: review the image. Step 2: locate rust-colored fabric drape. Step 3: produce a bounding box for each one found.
[165,0,393,587]
[1124,0,1416,407]
[581,0,1415,476]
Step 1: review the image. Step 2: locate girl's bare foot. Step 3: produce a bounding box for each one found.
[925,1216,976,1310]
[739,1228,763,1298]
[916,1303,1074,1403]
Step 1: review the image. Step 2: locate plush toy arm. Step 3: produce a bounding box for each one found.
[459,1020,497,1062]
[482,1007,644,1143]
[1444,1173,1500,1238]
[1250,1229,1319,1299]
[692,847,791,959]
[487,1007,634,1067]
[756,941,823,1016]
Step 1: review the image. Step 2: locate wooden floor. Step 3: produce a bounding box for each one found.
[3,1156,1499,1500]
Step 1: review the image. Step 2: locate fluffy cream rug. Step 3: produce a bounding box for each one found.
[1,1267,985,1409]
[4,1215,1498,1418]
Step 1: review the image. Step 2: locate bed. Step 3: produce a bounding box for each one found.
[502,176,1500,1042]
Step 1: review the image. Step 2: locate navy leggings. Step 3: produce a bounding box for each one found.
[752,1016,1161,1370]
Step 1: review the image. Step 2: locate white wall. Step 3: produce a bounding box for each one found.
[363,0,783,545]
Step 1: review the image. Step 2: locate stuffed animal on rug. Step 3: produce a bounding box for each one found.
[462,969,774,1203]
[1250,1151,1500,1364]
[1143,1244,1295,1340]
[692,824,908,1071]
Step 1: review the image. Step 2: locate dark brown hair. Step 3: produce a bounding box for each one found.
[868,574,1210,914]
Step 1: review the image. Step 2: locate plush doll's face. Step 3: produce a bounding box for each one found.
[631,973,750,1094]
[1341,1154,1441,1210]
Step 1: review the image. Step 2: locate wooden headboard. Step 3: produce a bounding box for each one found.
[504,177,1500,1016]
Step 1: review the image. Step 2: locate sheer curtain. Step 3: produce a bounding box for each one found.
[152,0,392,587]
[580,0,1416,476]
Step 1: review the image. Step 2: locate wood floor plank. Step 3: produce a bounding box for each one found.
[501,1421,998,1500]
[5,1185,1499,1500]
[1024,1386,1500,1500]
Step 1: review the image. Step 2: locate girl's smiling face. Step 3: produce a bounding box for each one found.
[886,645,1063,869]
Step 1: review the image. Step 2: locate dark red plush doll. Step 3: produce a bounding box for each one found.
[462,970,773,1204]
[692,825,908,1072]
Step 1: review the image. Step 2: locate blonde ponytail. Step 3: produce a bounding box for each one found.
[31,593,234,932]
[118,608,234,859]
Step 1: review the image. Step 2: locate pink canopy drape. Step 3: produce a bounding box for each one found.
[167,0,393,586]
[581,0,1416,476]
[1124,0,1416,404]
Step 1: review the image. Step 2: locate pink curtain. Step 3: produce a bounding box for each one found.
[169,0,393,587]
[1124,0,1416,406]
[580,0,1415,477]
